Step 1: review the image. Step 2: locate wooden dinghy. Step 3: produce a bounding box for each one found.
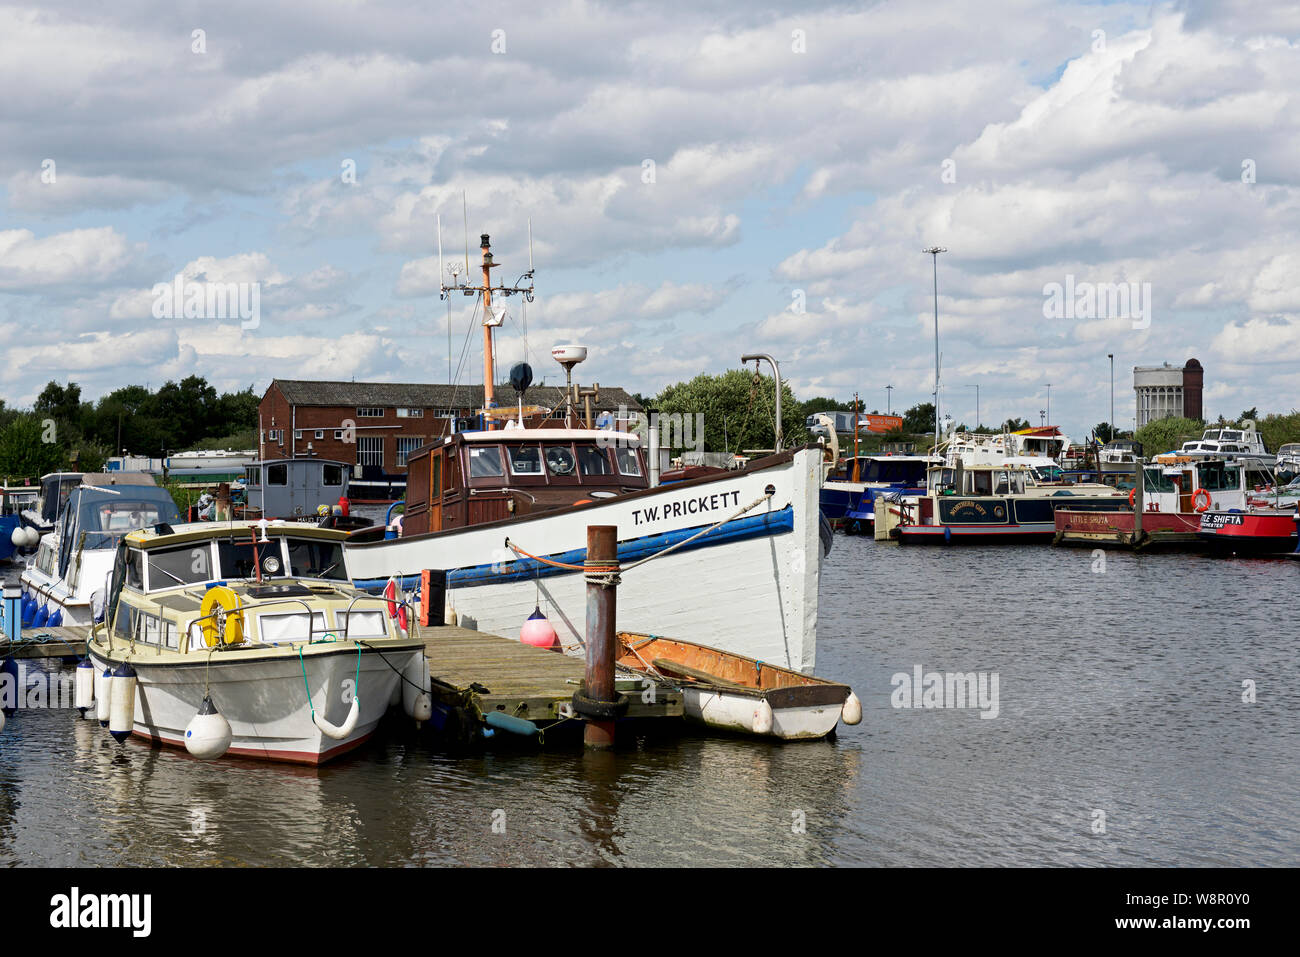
[616,632,861,740]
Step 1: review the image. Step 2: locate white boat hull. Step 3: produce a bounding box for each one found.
[683,687,844,740]
[87,645,421,764]
[345,448,824,673]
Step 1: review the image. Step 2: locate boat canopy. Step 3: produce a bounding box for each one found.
[57,485,181,578]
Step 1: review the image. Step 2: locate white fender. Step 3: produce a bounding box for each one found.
[108,663,137,742]
[752,698,774,735]
[402,652,431,718]
[74,660,95,712]
[313,696,360,741]
[185,696,233,760]
[841,691,862,726]
[95,667,112,726]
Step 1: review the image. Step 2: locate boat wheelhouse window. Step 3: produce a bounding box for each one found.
[1246,468,1272,488]
[137,613,163,645]
[507,444,543,475]
[468,446,504,478]
[286,539,346,580]
[126,548,145,589]
[993,470,1010,494]
[971,471,992,495]
[576,445,612,476]
[615,447,642,476]
[322,464,344,486]
[545,446,576,476]
[113,603,137,639]
[931,468,956,493]
[216,539,266,579]
[1144,469,1176,492]
[338,609,387,638]
[267,464,288,486]
[1196,462,1238,491]
[245,466,260,486]
[258,611,328,643]
[147,544,215,590]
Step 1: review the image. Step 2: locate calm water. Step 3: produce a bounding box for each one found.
[2,538,1297,866]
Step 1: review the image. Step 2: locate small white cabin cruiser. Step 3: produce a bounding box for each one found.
[86,521,427,764]
[21,480,181,626]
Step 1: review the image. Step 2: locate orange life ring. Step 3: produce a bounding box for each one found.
[383,579,408,631]
[1193,488,1211,512]
[1128,487,1136,507]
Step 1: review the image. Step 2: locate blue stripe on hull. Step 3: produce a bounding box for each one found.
[354,507,795,592]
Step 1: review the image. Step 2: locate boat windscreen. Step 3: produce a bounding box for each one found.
[285,538,347,580]
[73,490,181,549]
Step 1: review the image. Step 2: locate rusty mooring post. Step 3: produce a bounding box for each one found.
[582,525,619,749]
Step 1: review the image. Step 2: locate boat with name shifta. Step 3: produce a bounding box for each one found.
[85,520,427,764]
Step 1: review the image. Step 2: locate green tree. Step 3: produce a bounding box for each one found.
[1134,416,1204,458]
[800,396,854,418]
[0,413,65,477]
[901,402,936,434]
[1093,421,1118,442]
[655,369,806,454]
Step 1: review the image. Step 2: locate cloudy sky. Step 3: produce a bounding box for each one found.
[1,0,1297,441]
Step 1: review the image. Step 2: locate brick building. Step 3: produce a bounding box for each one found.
[258,380,643,476]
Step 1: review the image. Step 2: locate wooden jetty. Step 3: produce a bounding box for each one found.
[4,626,90,660]
[420,624,683,731]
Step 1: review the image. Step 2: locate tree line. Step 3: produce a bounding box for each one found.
[0,376,259,477]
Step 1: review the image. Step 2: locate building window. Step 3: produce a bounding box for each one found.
[294,430,303,440]
[396,408,424,418]
[357,437,384,468]
[396,437,423,467]
[334,430,345,440]
[357,407,385,418]
[268,429,282,443]
[433,408,457,418]
[315,430,325,440]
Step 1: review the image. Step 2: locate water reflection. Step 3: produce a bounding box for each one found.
[0,538,1296,866]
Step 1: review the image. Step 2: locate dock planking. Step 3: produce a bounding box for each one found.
[5,626,91,660]
[419,624,683,725]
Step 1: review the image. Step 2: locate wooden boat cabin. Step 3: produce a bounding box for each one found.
[401,428,647,534]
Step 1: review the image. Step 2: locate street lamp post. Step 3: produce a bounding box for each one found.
[886,384,893,416]
[1107,353,1114,439]
[923,246,946,451]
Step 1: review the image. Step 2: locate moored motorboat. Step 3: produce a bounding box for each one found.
[1055,456,1278,550]
[614,632,858,740]
[344,232,825,674]
[22,480,182,626]
[879,463,1126,543]
[1198,509,1298,556]
[85,520,426,764]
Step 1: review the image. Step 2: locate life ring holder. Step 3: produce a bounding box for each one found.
[198,585,245,647]
[1128,487,1137,508]
[1193,488,1212,512]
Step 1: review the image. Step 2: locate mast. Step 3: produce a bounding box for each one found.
[481,234,498,425]
[439,228,535,433]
